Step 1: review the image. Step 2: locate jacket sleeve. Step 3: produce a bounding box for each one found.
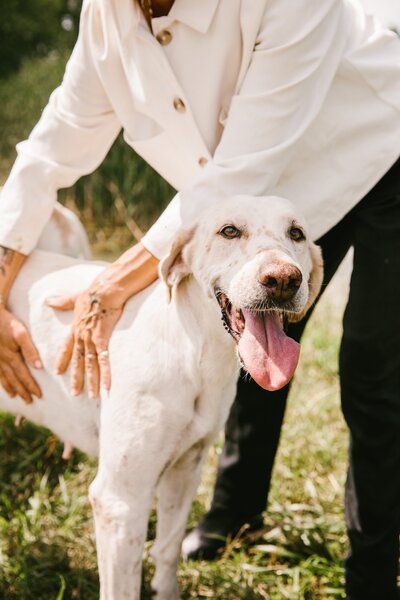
[141,0,347,258]
[0,0,121,254]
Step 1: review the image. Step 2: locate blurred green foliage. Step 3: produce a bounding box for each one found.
[1,0,81,78]
[0,2,175,239]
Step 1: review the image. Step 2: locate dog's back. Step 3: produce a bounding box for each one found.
[1,249,226,460]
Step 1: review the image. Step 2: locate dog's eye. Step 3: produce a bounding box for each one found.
[288,226,305,242]
[219,225,242,239]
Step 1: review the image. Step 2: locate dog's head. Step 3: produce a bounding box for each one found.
[160,196,323,392]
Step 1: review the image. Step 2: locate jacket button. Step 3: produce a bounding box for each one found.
[173,97,186,113]
[198,157,208,167]
[156,29,172,45]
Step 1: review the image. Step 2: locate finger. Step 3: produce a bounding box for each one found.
[2,363,32,404]
[0,367,16,398]
[10,355,42,399]
[84,333,100,400]
[55,329,75,374]
[96,342,111,391]
[92,310,122,392]
[47,295,77,311]
[15,414,24,427]
[16,326,43,370]
[70,338,85,396]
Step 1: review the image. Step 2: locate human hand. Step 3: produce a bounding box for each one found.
[47,242,159,399]
[47,285,123,399]
[0,306,42,403]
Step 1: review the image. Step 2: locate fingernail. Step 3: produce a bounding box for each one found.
[71,389,79,397]
[89,391,96,400]
[33,360,43,369]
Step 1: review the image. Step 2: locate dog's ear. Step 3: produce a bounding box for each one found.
[159,228,195,302]
[289,241,324,322]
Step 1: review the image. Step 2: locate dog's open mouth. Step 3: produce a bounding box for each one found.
[215,290,300,392]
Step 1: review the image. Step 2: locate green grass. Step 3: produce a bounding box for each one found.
[0,293,349,599]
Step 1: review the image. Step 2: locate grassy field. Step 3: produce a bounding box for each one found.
[0,277,349,599]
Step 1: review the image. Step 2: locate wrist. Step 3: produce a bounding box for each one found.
[0,247,27,307]
[88,274,127,307]
[0,292,7,309]
[92,243,159,305]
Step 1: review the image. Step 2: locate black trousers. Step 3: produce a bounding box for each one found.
[209,158,400,600]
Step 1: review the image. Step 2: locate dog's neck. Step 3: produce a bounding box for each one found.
[171,275,236,354]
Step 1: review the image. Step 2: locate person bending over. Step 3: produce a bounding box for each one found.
[0,2,399,598]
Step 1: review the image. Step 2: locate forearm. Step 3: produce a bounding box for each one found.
[0,246,27,306]
[93,243,159,305]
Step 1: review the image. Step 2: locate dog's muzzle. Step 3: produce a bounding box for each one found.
[214,287,301,392]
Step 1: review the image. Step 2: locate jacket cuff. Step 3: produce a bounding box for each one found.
[141,192,183,259]
[0,217,44,255]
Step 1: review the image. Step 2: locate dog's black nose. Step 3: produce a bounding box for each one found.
[258,264,302,301]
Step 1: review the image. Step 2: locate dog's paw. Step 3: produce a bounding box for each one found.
[150,582,180,600]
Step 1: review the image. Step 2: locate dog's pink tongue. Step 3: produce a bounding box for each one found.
[238,310,300,391]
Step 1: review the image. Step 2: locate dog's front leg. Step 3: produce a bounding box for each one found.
[89,469,155,600]
[151,442,208,600]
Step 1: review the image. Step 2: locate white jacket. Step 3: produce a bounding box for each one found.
[0,0,399,258]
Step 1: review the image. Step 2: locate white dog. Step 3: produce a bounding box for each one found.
[38,202,92,259]
[1,196,322,600]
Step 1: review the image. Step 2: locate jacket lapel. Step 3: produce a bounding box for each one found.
[236,0,267,92]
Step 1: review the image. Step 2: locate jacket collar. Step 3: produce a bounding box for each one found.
[131,0,219,35]
[166,0,219,33]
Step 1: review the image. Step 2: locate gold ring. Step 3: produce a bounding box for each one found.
[86,353,96,360]
[98,350,109,358]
